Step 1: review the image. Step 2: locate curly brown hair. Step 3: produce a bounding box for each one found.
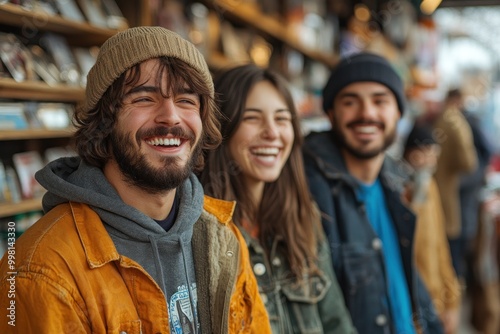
[73,57,221,171]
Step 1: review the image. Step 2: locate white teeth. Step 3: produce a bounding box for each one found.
[256,156,276,162]
[355,126,377,134]
[146,138,181,146]
[251,147,279,155]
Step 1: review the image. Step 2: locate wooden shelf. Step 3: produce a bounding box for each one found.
[207,52,251,71]
[0,2,121,46]
[0,128,74,141]
[0,198,42,218]
[206,0,338,68]
[0,78,85,102]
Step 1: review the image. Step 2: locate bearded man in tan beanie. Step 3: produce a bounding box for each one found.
[0,26,271,334]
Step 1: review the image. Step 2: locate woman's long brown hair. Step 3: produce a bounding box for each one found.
[200,64,320,278]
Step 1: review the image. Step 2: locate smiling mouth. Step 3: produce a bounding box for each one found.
[353,125,378,134]
[249,147,281,162]
[145,137,182,147]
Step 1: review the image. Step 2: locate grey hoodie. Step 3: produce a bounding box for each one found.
[35,156,203,334]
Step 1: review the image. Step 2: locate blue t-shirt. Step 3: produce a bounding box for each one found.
[357,179,416,334]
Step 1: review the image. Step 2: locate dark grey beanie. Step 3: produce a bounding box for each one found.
[322,52,405,114]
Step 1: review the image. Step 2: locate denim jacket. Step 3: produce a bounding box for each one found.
[303,131,443,334]
[240,226,356,334]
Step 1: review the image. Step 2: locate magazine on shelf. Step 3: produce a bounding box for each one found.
[29,45,61,86]
[0,162,8,203]
[0,103,28,130]
[101,0,129,29]
[0,33,35,82]
[73,46,98,86]
[5,166,22,204]
[36,103,73,129]
[35,0,59,15]
[41,33,81,86]
[78,0,109,28]
[54,0,85,22]
[12,151,45,200]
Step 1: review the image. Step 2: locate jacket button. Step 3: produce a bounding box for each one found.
[253,263,266,276]
[400,237,410,248]
[372,238,382,250]
[375,314,387,326]
[272,257,281,266]
[226,250,234,257]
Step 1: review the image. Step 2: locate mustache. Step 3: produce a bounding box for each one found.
[347,120,384,128]
[136,126,196,144]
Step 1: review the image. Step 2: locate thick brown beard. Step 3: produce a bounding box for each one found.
[110,126,201,194]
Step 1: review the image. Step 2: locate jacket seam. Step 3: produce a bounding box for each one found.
[11,269,91,329]
[25,210,70,272]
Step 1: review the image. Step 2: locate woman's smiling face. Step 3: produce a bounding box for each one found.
[229,80,295,188]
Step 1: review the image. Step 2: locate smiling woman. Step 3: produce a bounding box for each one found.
[199,64,355,334]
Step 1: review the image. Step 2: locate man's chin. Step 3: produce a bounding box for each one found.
[344,145,385,160]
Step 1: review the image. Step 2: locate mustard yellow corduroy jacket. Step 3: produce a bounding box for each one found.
[434,106,477,238]
[0,197,271,333]
[413,179,462,315]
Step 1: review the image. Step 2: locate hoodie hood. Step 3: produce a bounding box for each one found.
[35,156,204,240]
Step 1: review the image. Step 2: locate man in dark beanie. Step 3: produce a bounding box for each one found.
[303,52,443,333]
[0,26,270,333]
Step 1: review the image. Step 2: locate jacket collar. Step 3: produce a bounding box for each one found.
[71,196,236,268]
[202,196,236,225]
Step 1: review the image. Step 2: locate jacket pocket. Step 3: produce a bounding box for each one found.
[116,319,142,334]
[341,244,389,333]
[341,244,382,294]
[281,271,331,334]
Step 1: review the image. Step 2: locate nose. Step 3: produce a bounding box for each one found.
[155,98,181,125]
[261,119,278,139]
[360,100,377,119]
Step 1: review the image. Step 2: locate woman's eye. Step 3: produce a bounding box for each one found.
[242,114,260,121]
[276,115,292,122]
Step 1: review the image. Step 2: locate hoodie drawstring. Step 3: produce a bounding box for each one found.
[180,238,200,334]
[148,235,167,294]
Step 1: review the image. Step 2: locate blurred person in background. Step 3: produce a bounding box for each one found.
[303,52,443,334]
[403,123,461,334]
[458,98,493,285]
[433,88,477,280]
[200,64,355,334]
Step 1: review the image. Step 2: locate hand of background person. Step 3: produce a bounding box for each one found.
[441,308,460,334]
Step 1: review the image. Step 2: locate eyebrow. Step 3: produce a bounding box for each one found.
[338,91,391,99]
[244,108,291,113]
[124,85,197,97]
[124,85,158,97]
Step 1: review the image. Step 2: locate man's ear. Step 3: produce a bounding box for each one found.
[326,109,335,126]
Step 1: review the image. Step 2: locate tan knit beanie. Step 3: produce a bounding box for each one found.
[83,26,213,113]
